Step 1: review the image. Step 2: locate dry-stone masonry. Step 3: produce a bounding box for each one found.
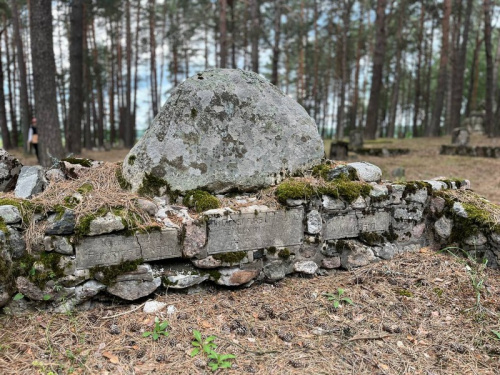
[122,69,324,193]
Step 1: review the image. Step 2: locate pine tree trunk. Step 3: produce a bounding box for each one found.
[125,0,133,147]
[68,0,84,153]
[11,0,31,152]
[483,0,494,136]
[271,0,281,86]
[219,0,227,68]
[465,31,482,117]
[250,0,259,73]
[337,1,353,140]
[0,31,12,150]
[29,0,64,166]
[364,0,387,140]
[149,0,158,117]
[412,1,424,137]
[3,20,18,147]
[428,0,451,137]
[349,1,364,130]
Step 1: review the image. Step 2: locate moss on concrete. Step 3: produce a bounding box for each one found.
[89,259,143,286]
[183,190,220,212]
[278,248,291,259]
[213,251,246,264]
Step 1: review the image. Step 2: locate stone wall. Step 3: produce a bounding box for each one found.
[2,170,499,314]
[440,145,500,158]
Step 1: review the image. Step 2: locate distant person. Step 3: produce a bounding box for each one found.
[28,117,40,163]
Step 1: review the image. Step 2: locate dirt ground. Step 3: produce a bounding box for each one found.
[1,250,499,374]
[2,136,500,374]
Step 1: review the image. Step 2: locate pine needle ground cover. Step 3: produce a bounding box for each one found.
[1,249,499,374]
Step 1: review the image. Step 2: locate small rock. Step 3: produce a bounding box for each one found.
[425,180,448,191]
[182,221,207,258]
[191,256,222,269]
[294,261,318,275]
[14,166,46,199]
[75,280,106,302]
[45,209,76,235]
[0,205,22,224]
[59,160,89,179]
[434,216,452,239]
[45,169,66,183]
[430,197,446,215]
[0,150,22,192]
[306,210,322,234]
[109,324,121,335]
[215,268,260,286]
[321,257,341,269]
[340,241,375,269]
[88,212,125,236]
[369,184,388,198]
[347,162,382,182]
[351,196,367,209]
[165,274,209,289]
[464,232,487,246]
[452,202,468,218]
[167,305,177,315]
[143,300,167,314]
[322,195,346,210]
[286,199,305,207]
[326,164,357,181]
[107,277,161,301]
[137,199,158,216]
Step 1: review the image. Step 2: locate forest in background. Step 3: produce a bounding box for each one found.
[0,0,499,166]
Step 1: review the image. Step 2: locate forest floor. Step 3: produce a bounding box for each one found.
[1,135,500,373]
[1,249,500,374]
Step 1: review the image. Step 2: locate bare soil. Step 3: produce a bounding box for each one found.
[1,250,499,374]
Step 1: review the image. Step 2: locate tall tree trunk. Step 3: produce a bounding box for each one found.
[250,0,259,73]
[3,19,18,147]
[68,0,84,154]
[412,1,424,137]
[364,0,387,140]
[337,1,353,140]
[108,19,116,146]
[131,0,141,144]
[124,0,133,147]
[483,0,494,136]
[449,0,473,132]
[0,30,12,150]
[229,0,236,68]
[219,0,227,68]
[11,0,30,152]
[29,0,64,166]
[428,0,451,137]
[149,0,158,117]
[271,0,281,86]
[350,1,364,130]
[466,31,482,117]
[422,22,435,132]
[91,19,105,149]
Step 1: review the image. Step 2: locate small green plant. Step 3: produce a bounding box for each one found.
[143,317,169,341]
[190,330,236,371]
[491,330,500,340]
[191,330,217,357]
[323,288,353,309]
[13,293,24,301]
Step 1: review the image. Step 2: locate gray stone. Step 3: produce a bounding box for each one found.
[369,185,388,198]
[59,161,89,179]
[464,232,487,246]
[405,188,428,204]
[321,257,341,269]
[122,69,324,194]
[340,242,376,269]
[324,211,390,240]
[350,196,368,209]
[76,230,181,269]
[306,210,322,234]
[115,264,154,282]
[137,199,158,216]
[263,261,292,281]
[452,127,470,146]
[347,162,382,182]
[0,205,21,224]
[294,261,318,275]
[286,199,306,207]
[5,227,26,259]
[45,209,76,235]
[389,184,405,204]
[191,256,222,269]
[165,274,209,289]
[88,212,125,236]
[373,243,399,260]
[144,301,167,314]
[322,195,346,210]
[425,180,448,191]
[434,216,452,239]
[14,166,46,198]
[214,268,260,286]
[0,249,13,307]
[393,208,423,222]
[326,165,357,181]
[45,168,66,183]
[75,280,106,301]
[430,197,446,215]
[15,276,46,301]
[452,202,468,218]
[44,235,73,255]
[106,277,161,301]
[0,150,22,192]
[206,208,303,254]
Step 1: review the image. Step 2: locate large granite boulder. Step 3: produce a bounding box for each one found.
[0,150,22,192]
[122,69,324,193]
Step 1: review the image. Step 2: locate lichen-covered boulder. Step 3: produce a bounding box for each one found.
[122,69,324,193]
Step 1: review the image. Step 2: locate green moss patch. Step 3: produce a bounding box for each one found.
[89,259,143,286]
[128,155,136,166]
[138,172,171,197]
[311,164,331,180]
[115,165,132,190]
[0,197,40,224]
[183,190,220,213]
[275,180,315,204]
[401,181,432,198]
[13,252,65,289]
[213,251,246,264]
[278,248,291,259]
[77,183,94,194]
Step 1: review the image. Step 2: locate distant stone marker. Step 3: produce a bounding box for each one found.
[451,127,470,146]
[123,69,324,193]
